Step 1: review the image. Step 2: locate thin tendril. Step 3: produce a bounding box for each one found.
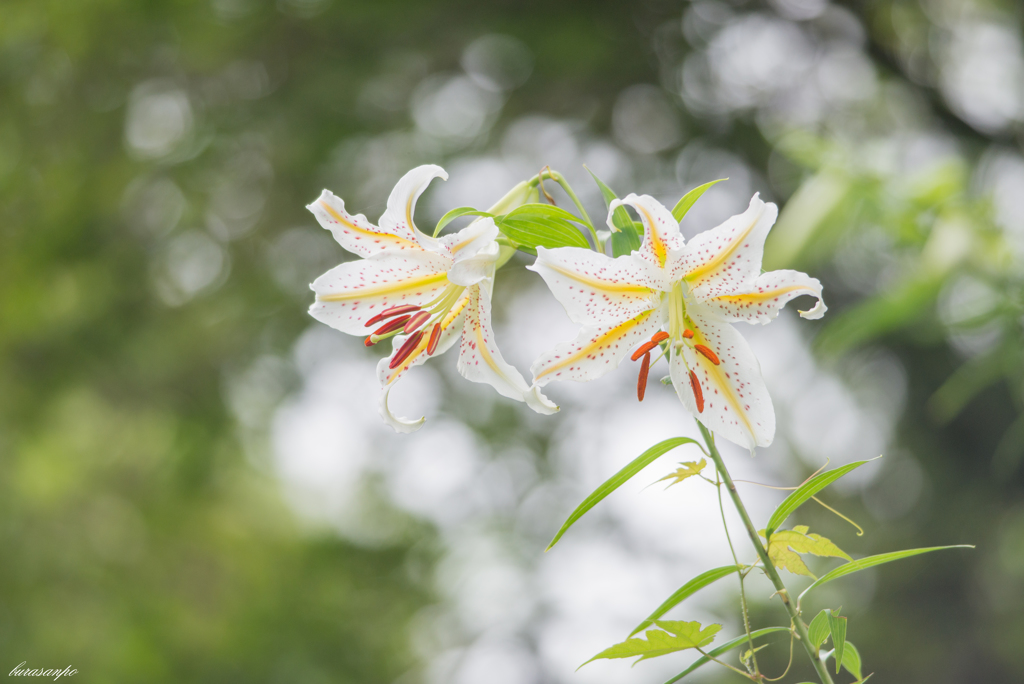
[762,627,796,682]
[715,467,760,677]
[695,646,757,681]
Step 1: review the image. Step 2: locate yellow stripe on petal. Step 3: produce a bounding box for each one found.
[687,320,756,441]
[320,200,418,247]
[535,309,654,381]
[712,284,813,305]
[684,211,761,283]
[317,272,449,302]
[544,262,655,294]
[636,204,667,268]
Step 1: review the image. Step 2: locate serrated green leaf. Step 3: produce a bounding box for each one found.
[807,609,830,648]
[828,611,847,674]
[630,565,737,636]
[657,458,707,488]
[798,545,974,599]
[432,206,494,237]
[547,438,704,551]
[765,460,871,539]
[760,526,850,578]
[498,204,591,253]
[670,178,727,222]
[842,641,863,680]
[662,627,789,683]
[581,621,721,668]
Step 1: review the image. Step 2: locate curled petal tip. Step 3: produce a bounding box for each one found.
[525,385,559,415]
[379,385,425,433]
[798,298,828,320]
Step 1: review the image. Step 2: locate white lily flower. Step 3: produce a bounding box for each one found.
[307,164,558,433]
[529,192,826,451]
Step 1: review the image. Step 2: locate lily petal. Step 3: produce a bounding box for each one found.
[528,246,664,326]
[447,232,501,287]
[531,308,663,387]
[440,216,500,261]
[309,251,451,334]
[681,193,778,301]
[307,190,421,257]
[379,164,448,251]
[458,280,558,414]
[611,194,684,269]
[669,306,774,450]
[379,384,426,433]
[701,269,827,325]
[375,299,470,433]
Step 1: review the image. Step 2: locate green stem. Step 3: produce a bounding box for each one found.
[714,468,760,678]
[698,423,835,684]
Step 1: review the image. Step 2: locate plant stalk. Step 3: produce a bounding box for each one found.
[698,423,835,684]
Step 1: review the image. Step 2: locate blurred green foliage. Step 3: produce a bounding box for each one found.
[2,0,1024,682]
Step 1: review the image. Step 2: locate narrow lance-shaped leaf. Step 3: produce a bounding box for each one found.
[766,460,872,539]
[433,207,494,236]
[828,610,847,674]
[798,545,974,599]
[662,627,789,684]
[581,621,721,668]
[807,609,831,649]
[630,565,738,636]
[546,437,704,551]
[670,178,727,222]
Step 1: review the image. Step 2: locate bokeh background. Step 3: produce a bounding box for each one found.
[2,0,1023,682]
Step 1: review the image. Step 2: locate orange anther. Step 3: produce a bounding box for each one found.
[389,330,425,369]
[631,340,659,362]
[694,344,720,365]
[637,352,651,401]
[651,331,669,344]
[365,304,420,327]
[372,314,412,337]
[682,329,694,339]
[404,310,431,334]
[689,370,704,413]
[426,323,442,355]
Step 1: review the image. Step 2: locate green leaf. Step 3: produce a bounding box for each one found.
[765,460,871,539]
[842,641,863,680]
[828,610,847,674]
[662,627,789,683]
[799,545,974,599]
[581,621,721,668]
[498,203,591,254]
[630,565,738,636]
[760,526,851,578]
[432,206,494,237]
[657,458,707,488]
[670,178,727,222]
[807,609,830,648]
[584,166,641,257]
[546,438,704,551]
